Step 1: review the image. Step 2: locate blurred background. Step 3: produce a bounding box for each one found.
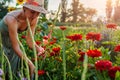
[0,0,120,27]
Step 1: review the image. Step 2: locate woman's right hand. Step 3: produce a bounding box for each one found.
[37,46,45,56]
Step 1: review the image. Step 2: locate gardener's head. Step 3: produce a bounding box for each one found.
[23,0,48,18]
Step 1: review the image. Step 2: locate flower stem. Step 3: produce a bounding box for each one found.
[62,31,66,80]
[26,18,38,80]
[3,54,13,80]
[81,54,88,80]
[46,72,52,80]
[0,34,5,79]
[18,39,30,80]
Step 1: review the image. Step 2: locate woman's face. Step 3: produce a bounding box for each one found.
[24,7,40,19]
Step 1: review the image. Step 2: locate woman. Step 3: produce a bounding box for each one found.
[0,0,47,79]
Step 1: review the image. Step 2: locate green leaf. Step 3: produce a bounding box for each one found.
[115,71,120,80]
[1,0,13,3]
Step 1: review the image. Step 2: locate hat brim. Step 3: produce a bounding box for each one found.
[23,4,48,14]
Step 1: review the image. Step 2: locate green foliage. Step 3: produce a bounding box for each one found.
[55,22,93,27]
[0,2,8,19]
[115,71,120,80]
[37,14,52,37]
[1,0,13,3]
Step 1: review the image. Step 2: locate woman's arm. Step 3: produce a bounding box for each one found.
[6,16,25,59]
[5,16,35,77]
[26,18,44,53]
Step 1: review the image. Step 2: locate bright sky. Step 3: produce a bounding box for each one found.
[48,0,115,17]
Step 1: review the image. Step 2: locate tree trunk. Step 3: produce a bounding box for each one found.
[61,0,67,22]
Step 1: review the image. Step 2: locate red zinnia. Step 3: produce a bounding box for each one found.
[49,37,57,45]
[59,26,67,30]
[53,37,57,41]
[50,47,61,56]
[35,40,41,45]
[108,66,120,79]
[50,52,55,56]
[114,45,120,52]
[87,49,102,58]
[52,47,61,53]
[21,35,26,39]
[86,32,101,41]
[78,50,85,62]
[43,35,49,40]
[66,34,82,41]
[49,40,56,45]
[38,70,45,76]
[106,23,117,29]
[95,60,112,71]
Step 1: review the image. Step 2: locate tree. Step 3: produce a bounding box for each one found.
[106,0,112,22]
[60,0,67,22]
[113,0,120,22]
[71,0,80,22]
[66,0,96,23]
[85,8,96,22]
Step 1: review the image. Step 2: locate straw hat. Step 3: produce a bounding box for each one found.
[23,0,48,14]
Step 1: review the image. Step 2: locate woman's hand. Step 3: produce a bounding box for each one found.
[28,59,35,79]
[37,46,45,56]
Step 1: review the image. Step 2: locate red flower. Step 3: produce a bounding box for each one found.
[78,50,85,55]
[38,70,45,76]
[50,47,61,56]
[21,35,26,39]
[106,23,117,29]
[95,60,112,71]
[87,49,102,58]
[52,47,60,53]
[43,36,49,40]
[66,34,82,41]
[35,40,41,45]
[50,52,55,56]
[59,26,66,30]
[114,45,120,52]
[78,50,85,62]
[48,37,57,45]
[53,37,57,41]
[49,40,56,45]
[108,66,120,79]
[86,32,101,41]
